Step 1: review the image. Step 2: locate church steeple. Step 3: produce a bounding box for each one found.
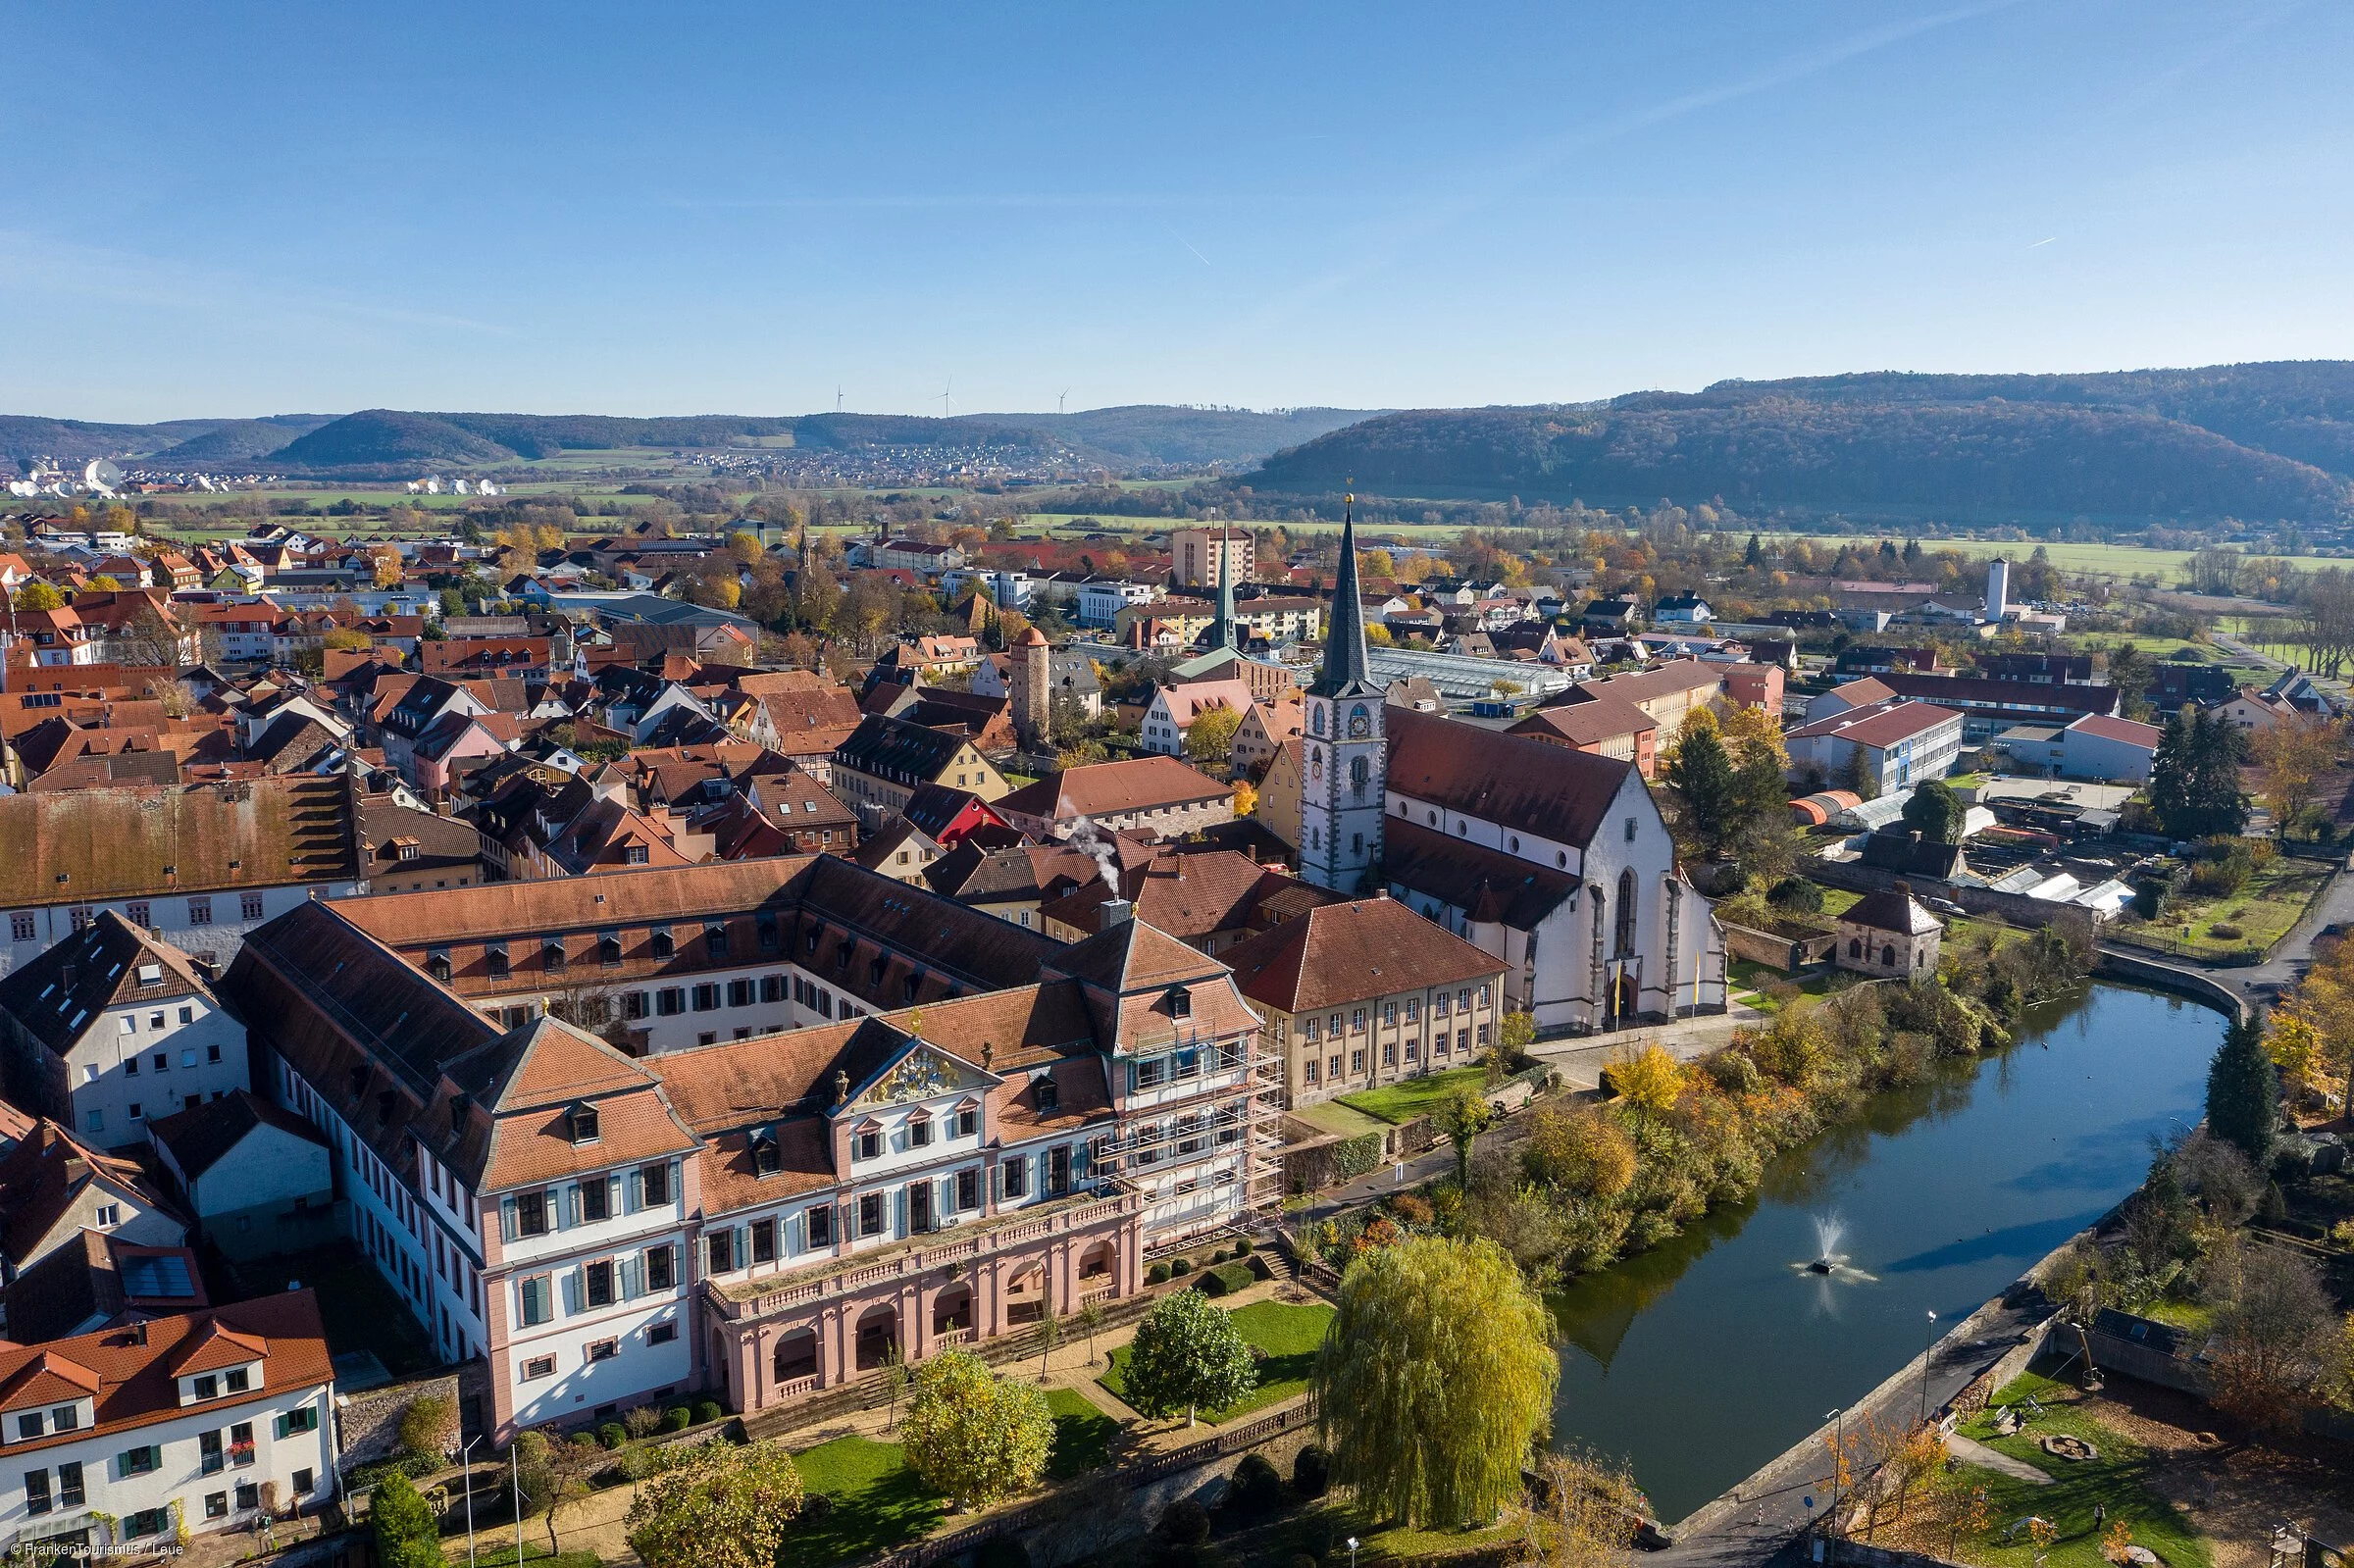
[1311,491,1378,698]
[1210,523,1237,653]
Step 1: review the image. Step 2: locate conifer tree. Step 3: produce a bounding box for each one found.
[2206,1011,2278,1164]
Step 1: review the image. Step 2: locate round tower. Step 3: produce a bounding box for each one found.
[1010,625,1051,751]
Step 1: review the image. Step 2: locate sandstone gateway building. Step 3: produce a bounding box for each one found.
[220,857,1276,1439]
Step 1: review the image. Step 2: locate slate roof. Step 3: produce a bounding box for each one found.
[1840,887,1944,936]
[0,912,214,1055]
[834,712,974,786]
[1379,817,1582,930]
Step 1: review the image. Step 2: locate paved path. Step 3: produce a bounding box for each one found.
[1656,1293,2053,1568]
[2107,852,2354,1008]
[1946,1432,2051,1485]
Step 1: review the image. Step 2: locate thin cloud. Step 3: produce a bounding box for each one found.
[2025,237,2058,249]
[0,228,516,338]
[1232,0,2025,337]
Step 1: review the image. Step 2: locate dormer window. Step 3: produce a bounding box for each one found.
[193,1375,218,1400]
[704,921,728,959]
[1165,986,1192,1019]
[541,937,567,972]
[427,949,452,983]
[750,1128,782,1176]
[597,931,622,965]
[854,1127,881,1161]
[1034,1076,1060,1113]
[568,1103,600,1144]
[485,943,510,980]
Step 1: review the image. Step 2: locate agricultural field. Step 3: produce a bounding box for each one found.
[1760,532,2352,582]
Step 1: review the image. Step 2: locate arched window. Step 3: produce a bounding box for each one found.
[1848,937,1861,959]
[1350,755,1369,790]
[1881,945,1897,967]
[1311,704,1326,736]
[1916,948,1927,969]
[1613,869,1637,957]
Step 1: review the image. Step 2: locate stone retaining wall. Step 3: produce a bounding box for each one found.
[2089,949,2249,1021]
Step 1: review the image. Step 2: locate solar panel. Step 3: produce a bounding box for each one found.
[120,1254,195,1298]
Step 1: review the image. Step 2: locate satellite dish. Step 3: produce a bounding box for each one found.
[85,459,125,488]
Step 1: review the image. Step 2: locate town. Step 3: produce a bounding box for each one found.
[0,461,2346,1568]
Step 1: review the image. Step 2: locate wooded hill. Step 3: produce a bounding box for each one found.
[1250,362,2354,525]
[0,405,1377,476]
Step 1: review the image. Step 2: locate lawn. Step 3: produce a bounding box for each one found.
[1945,1375,2210,1568]
[1100,1300,1335,1424]
[1758,533,2349,583]
[1292,1099,1389,1138]
[1045,1387,1121,1479]
[1336,1065,1488,1126]
[780,1436,944,1568]
[2128,855,2332,955]
[1728,959,1839,1014]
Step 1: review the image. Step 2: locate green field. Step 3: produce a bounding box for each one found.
[1044,1387,1121,1479]
[1336,1065,1488,1126]
[1760,532,2351,582]
[1100,1300,1334,1423]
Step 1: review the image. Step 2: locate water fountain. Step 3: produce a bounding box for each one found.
[1793,1213,1875,1283]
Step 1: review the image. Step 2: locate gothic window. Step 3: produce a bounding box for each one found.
[1349,755,1369,790]
[1348,704,1370,738]
[1613,869,1637,958]
[1311,704,1326,736]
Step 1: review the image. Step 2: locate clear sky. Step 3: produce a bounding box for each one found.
[7,1,2352,424]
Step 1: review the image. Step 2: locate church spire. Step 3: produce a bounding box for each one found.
[1211,521,1237,652]
[1310,489,1377,698]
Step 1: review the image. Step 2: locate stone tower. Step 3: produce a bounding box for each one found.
[1010,624,1051,752]
[1300,496,1385,892]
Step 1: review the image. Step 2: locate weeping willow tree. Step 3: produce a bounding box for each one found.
[1310,1236,1558,1527]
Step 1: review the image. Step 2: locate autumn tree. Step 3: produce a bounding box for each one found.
[1607,1043,1684,1126]
[1520,1449,1646,1568]
[1522,1104,1636,1199]
[2250,713,2343,837]
[1312,1236,1558,1528]
[624,1439,805,1568]
[1184,703,1245,769]
[899,1350,1053,1509]
[2203,1240,2336,1435]
[12,582,64,611]
[1434,1087,1492,1190]
[1123,1290,1256,1427]
[512,1428,604,1553]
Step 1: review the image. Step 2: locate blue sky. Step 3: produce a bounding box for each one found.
[6,1,2351,423]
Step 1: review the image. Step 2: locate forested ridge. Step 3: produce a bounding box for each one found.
[1253,362,2354,524]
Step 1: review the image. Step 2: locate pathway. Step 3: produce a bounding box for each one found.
[1656,1293,2055,1568]
[1944,1432,2050,1486]
[2106,851,2354,1006]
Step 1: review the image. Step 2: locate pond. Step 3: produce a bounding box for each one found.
[1547,984,2222,1524]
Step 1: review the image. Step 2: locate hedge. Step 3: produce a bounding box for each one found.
[1332,1133,1383,1181]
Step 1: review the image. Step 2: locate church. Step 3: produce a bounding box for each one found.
[1295,503,1726,1034]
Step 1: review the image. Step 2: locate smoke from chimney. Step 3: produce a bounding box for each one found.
[1066,815,1121,892]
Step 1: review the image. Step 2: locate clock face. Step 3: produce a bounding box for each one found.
[1348,708,1370,738]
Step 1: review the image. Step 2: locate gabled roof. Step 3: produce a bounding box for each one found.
[1380,818,1582,929]
[834,712,974,784]
[0,911,215,1055]
[0,1121,176,1267]
[148,1090,329,1182]
[1044,917,1226,995]
[1786,698,1963,748]
[1385,705,1631,850]
[993,756,1228,823]
[0,776,358,906]
[1218,894,1502,1014]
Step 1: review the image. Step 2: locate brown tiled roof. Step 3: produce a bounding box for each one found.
[0,1122,176,1267]
[1509,692,1656,747]
[1381,818,1582,930]
[148,1090,329,1182]
[1841,888,1944,936]
[1045,917,1229,995]
[0,911,214,1055]
[445,1019,700,1190]
[0,1291,332,1455]
[994,756,1228,823]
[1219,895,1503,1014]
[1038,852,1339,945]
[0,775,358,906]
[1385,705,1631,850]
[1569,658,1723,705]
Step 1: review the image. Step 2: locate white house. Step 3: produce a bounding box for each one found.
[1139,679,1254,757]
[1076,581,1156,628]
[146,1093,335,1262]
[0,1293,338,1554]
[1784,699,1966,796]
[0,915,249,1153]
[0,1123,186,1284]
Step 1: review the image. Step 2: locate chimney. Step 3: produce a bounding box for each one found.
[132,1319,147,1346]
[64,1157,88,1184]
[1100,898,1134,927]
[1894,880,1912,896]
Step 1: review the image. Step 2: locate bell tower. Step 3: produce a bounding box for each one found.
[1300,493,1385,892]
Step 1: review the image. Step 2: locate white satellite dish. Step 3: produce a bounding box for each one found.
[84,459,125,488]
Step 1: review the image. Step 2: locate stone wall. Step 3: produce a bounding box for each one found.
[334,1362,490,1470]
[1807,858,2101,944]
[2089,949,2248,1021]
[1722,922,1836,973]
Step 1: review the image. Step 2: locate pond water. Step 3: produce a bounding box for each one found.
[1547,984,2222,1523]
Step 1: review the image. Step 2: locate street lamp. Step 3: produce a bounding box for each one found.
[458,1437,480,1568]
[1347,1538,1360,1568]
[1920,1310,1939,1425]
[1825,1408,1844,1526]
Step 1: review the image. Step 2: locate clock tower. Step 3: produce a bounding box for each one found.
[1301,495,1385,892]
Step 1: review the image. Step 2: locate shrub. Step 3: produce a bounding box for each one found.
[624,1406,663,1440]
[396,1393,456,1458]
[1147,1261,1171,1285]
[1228,1453,1286,1517]
[692,1401,723,1426]
[1292,1557,1320,1568]
[1232,1237,1254,1256]
[973,1538,1031,1568]
[1158,1498,1210,1545]
[1209,1248,1229,1264]
[1197,1268,1231,1297]
[1169,1256,1193,1277]
[2208,924,2244,940]
[662,1406,691,1433]
[1704,1050,1761,1095]
[1766,876,1824,914]
[1293,1511,1336,1557]
[1292,1443,1330,1498]
[798,1493,835,1524]
[597,1422,628,1450]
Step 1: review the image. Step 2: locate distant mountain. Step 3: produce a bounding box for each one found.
[1252,363,2354,524]
[149,415,337,466]
[959,405,1380,467]
[268,410,513,469]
